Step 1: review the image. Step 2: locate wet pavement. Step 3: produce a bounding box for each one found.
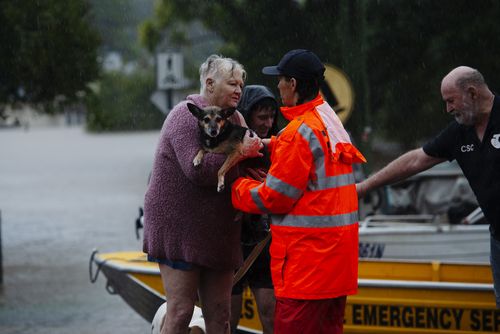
[0,126,159,333]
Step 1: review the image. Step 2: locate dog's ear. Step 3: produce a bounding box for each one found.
[187,103,203,119]
[221,107,236,118]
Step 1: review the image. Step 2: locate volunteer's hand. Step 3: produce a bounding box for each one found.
[245,167,267,182]
[356,182,367,198]
[241,130,263,158]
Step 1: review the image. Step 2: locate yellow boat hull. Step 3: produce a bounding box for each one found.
[91,251,498,333]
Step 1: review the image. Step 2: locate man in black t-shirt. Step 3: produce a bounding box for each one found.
[357,66,500,307]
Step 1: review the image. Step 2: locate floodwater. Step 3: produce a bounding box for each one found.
[0,126,160,333]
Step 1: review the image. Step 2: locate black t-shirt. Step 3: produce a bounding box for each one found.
[423,96,500,239]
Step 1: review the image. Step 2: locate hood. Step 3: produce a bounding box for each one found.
[237,85,277,119]
[237,85,279,137]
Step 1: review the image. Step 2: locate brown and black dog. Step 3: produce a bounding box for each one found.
[187,103,258,192]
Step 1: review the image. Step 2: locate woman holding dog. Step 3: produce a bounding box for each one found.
[143,55,262,334]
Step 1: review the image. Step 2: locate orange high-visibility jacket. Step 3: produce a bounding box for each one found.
[232,95,366,300]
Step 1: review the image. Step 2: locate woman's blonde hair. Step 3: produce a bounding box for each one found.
[199,55,246,95]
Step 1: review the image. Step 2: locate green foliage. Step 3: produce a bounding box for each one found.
[365,0,500,147]
[142,0,500,146]
[85,71,165,132]
[141,0,343,90]
[88,0,154,59]
[139,20,161,53]
[0,0,100,106]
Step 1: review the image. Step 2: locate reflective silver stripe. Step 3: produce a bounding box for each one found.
[316,173,355,189]
[271,211,358,228]
[297,122,355,191]
[297,123,323,162]
[297,123,324,191]
[250,184,269,213]
[266,173,303,200]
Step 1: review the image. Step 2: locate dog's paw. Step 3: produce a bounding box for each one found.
[193,157,202,167]
[217,182,225,192]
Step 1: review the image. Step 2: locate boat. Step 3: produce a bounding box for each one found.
[358,214,490,262]
[358,161,490,263]
[107,162,494,332]
[89,250,498,334]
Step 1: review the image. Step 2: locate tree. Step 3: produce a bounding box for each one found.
[86,71,164,132]
[140,0,500,147]
[88,0,154,59]
[141,1,342,85]
[0,0,100,108]
[366,0,500,147]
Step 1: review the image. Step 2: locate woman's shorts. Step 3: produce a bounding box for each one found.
[147,255,193,271]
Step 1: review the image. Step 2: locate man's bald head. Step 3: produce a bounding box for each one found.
[442,66,486,91]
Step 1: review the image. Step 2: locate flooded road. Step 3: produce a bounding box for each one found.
[0,126,159,333]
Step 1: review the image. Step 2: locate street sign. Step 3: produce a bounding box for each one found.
[156,53,187,90]
[321,64,355,124]
[150,90,169,115]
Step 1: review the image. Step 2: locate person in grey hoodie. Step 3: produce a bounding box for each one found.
[143,55,263,334]
[230,85,279,334]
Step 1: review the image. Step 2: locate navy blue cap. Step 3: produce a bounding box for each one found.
[262,49,325,80]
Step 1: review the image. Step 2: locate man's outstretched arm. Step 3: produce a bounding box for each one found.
[357,148,446,198]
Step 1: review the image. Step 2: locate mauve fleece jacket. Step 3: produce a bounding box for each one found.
[143,94,243,270]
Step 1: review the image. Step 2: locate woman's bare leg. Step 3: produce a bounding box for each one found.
[159,264,200,334]
[198,268,233,334]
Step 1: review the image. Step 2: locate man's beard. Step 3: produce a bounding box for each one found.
[454,109,476,125]
[454,100,478,126]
